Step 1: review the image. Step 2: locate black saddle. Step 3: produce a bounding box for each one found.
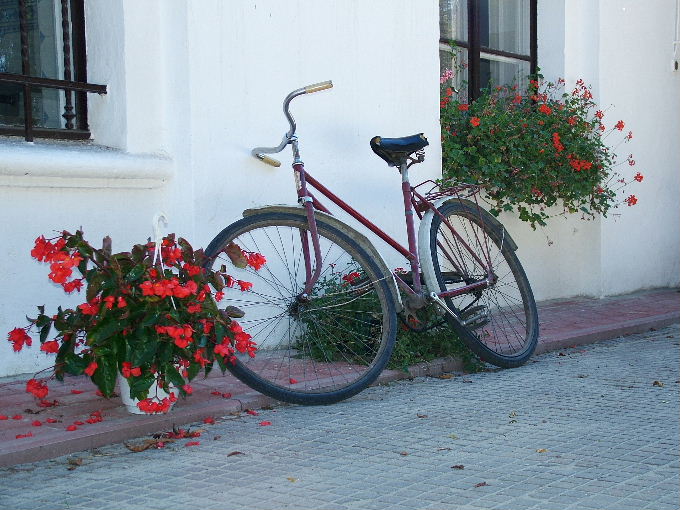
[370,134,429,167]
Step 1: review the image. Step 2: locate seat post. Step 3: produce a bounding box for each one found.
[400,162,423,293]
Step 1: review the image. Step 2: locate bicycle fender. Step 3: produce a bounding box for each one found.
[417,197,519,296]
[242,205,403,313]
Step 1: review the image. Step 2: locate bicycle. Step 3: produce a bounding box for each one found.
[204,81,538,405]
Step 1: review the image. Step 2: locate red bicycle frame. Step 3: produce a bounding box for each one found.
[293,157,495,302]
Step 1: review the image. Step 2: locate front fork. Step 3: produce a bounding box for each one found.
[292,139,323,297]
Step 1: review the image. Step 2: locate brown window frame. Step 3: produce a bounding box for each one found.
[0,0,106,142]
[440,0,537,101]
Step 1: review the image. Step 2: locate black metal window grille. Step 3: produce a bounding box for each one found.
[440,0,537,102]
[0,0,106,141]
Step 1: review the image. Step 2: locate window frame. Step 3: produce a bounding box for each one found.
[440,0,537,101]
[0,0,106,142]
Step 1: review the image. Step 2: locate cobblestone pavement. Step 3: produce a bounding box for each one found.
[1,325,678,510]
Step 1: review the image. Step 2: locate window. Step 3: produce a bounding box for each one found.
[440,0,536,101]
[0,0,105,141]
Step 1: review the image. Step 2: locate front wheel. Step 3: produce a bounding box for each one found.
[422,201,538,368]
[203,212,397,405]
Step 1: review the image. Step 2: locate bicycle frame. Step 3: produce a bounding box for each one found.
[251,80,496,308]
[291,140,496,303]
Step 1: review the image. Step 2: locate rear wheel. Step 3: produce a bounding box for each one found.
[204,212,397,405]
[423,201,538,367]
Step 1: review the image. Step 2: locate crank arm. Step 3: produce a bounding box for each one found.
[429,292,462,322]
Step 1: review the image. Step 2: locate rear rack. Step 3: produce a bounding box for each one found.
[412,179,480,202]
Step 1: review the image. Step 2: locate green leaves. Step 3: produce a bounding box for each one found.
[91,355,118,397]
[127,373,156,400]
[88,318,126,346]
[128,328,159,367]
[125,264,146,283]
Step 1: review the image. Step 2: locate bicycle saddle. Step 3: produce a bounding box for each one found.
[370,134,429,167]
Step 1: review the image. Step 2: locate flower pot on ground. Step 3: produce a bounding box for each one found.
[8,230,265,415]
[117,372,177,415]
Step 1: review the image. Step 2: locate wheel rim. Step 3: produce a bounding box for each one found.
[206,220,393,397]
[433,210,535,359]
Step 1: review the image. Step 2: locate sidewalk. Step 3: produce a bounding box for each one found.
[1,287,678,468]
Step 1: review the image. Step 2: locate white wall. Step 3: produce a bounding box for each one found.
[185,1,442,268]
[597,0,680,294]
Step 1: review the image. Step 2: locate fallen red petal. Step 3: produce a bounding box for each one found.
[259,421,272,426]
[203,417,216,424]
[31,420,42,427]
[222,392,232,398]
[70,389,84,394]
[185,441,200,447]
[15,432,33,439]
[66,425,78,431]
[12,415,23,420]
[289,378,299,384]
[0,415,8,420]
[210,390,222,396]
[245,409,258,416]
[46,418,58,423]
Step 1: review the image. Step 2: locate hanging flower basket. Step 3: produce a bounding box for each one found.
[7,230,265,414]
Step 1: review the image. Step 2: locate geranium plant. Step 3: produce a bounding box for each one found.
[7,230,264,414]
[440,70,643,228]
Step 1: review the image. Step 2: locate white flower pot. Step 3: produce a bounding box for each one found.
[117,373,177,415]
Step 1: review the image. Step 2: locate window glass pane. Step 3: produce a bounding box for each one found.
[439,0,467,42]
[480,0,529,55]
[0,0,23,74]
[479,55,529,90]
[0,83,21,125]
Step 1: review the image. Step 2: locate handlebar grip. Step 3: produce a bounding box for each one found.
[255,153,282,167]
[304,80,333,94]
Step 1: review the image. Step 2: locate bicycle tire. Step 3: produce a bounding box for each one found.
[422,201,538,367]
[204,211,397,405]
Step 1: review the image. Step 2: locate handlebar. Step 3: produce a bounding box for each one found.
[252,80,333,166]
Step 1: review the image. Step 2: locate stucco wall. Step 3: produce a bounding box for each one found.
[597,0,680,294]
[185,1,442,269]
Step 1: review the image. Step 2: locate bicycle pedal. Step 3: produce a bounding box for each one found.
[460,305,489,330]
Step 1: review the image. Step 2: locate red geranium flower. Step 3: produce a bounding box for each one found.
[40,340,60,354]
[26,378,49,399]
[7,328,32,352]
[84,361,98,377]
[237,280,253,292]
